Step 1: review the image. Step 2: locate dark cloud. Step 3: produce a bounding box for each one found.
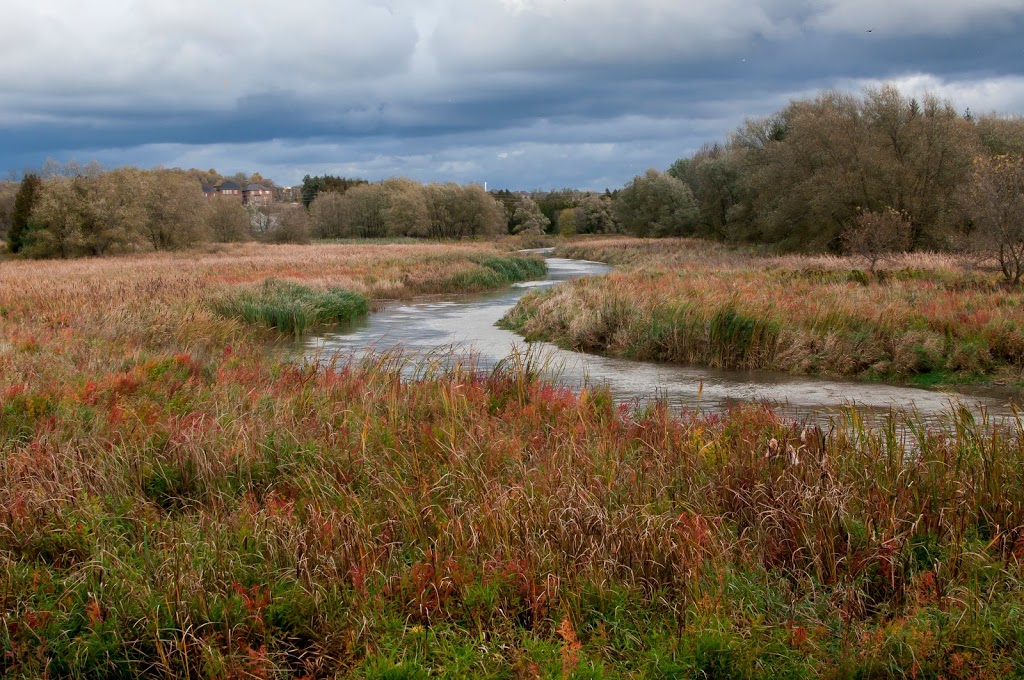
[2,0,1023,187]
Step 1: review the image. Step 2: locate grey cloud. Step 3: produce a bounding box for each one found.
[0,1,418,107]
[807,0,1024,35]
[2,1,1024,188]
[430,0,799,74]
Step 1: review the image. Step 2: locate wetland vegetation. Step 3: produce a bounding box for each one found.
[0,240,1022,678]
[503,238,1024,388]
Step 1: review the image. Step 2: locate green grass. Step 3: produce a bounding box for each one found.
[474,254,547,282]
[442,254,547,291]
[212,278,369,334]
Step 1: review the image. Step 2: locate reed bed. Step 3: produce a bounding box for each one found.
[212,279,370,335]
[505,238,1024,385]
[2,243,1024,677]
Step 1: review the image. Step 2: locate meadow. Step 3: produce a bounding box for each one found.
[2,241,1024,678]
[503,237,1024,387]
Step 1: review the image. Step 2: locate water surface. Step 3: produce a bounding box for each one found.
[305,253,1020,425]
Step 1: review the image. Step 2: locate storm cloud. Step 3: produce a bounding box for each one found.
[2,0,1023,188]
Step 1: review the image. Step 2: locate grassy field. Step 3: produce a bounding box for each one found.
[503,237,1024,386]
[3,242,1024,678]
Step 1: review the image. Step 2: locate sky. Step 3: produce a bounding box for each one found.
[2,0,1024,190]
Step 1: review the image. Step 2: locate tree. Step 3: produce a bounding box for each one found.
[556,209,576,236]
[490,189,520,233]
[29,177,84,258]
[510,195,550,235]
[300,174,368,207]
[841,208,913,275]
[78,168,148,255]
[266,204,311,244]
[718,86,976,251]
[207,195,251,242]
[334,183,390,238]
[143,171,209,250]
[39,158,103,180]
[246,202,278,238]
[861,87,976,248]
[0,182,16,243]
[669,143,741,239]
[961,154,1024,284]
[382,178,429,237]
[572,194,619,234]
[423,183,505,239]
[449,184,505,238]
[974,115,1024,156]
[23,169,149,257]
[309,191,348,239]
[534,189,580,228]
[8,173,41,253]
[614,169,699,237]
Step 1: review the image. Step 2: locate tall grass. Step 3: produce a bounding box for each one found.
[438,254,548,293]
[505,237,1024,384]
[2,242,1023,677]
[212,278,369,334]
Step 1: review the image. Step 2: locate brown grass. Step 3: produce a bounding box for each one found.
[3,240,1024,677]
[504,238,1024,383]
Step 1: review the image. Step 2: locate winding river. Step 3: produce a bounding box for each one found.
[304,251,1020,426]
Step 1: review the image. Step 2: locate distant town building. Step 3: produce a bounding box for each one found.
[244,184,273,205]
[201,180,273,205]
[276,186,302,203]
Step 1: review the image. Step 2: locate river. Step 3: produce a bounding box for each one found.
[303,251,1020,426]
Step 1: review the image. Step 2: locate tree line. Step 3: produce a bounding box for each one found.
[305,181,621,240]
[1,165,310,258]
[0,163,626,258]
[644,84,1024,279]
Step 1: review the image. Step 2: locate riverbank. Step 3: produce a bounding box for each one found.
[502,237,1024,388]
[3,242,1024,677]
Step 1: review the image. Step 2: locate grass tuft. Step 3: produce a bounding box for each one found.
[212,278,369,334]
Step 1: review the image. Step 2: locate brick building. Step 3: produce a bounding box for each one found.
[202,180,273,205]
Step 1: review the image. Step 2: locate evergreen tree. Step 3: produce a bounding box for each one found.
[8,173,41,253]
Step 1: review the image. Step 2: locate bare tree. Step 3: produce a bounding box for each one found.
[961,154,1024,284]
[841,207,913,275]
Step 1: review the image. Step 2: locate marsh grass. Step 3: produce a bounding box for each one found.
[506,237,1024,383]
[2,242,1024,677]
[213,278,369,334]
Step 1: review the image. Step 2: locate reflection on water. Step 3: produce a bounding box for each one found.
[303,252,1020,426]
